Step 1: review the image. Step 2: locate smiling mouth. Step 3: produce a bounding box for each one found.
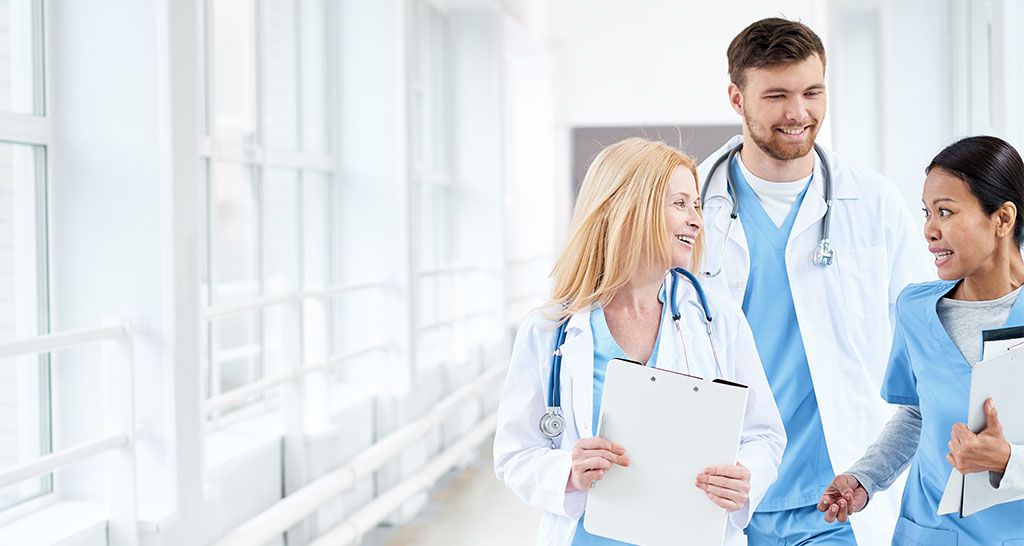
[776,126,810,136]
[675,234,695,247]
[933,250,953,263]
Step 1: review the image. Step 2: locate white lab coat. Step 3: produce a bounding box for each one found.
[696,136,934,546]
[493,273,786,546]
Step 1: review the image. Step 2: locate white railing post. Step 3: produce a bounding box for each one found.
[281,294,309,543]
[101,318,138,546]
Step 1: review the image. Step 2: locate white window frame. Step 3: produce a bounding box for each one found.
[0,0,55,521]
[198,0,354,431]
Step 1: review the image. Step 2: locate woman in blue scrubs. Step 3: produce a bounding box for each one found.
[816,136,1024,545]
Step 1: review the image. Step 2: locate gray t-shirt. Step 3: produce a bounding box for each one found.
[937,285,1022,365]
[845,285,1024,498]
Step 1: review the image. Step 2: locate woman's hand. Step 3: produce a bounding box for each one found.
[566,437,630,492]
[817,474,868,523]
[695,462,751,512]
[947,398,1011,474]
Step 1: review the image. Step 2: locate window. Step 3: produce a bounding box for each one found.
[0,0,51,513]
[411,0,456,372]
[200,0,334,423]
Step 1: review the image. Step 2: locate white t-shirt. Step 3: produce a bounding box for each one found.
[736,156,813,228]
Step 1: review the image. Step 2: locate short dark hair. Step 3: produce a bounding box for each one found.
[927,136,1024,244]
[727,18,826,88]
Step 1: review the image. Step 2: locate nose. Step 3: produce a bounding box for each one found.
[923,215,940,241]
[785,96,809,123]
[688,206,703,233]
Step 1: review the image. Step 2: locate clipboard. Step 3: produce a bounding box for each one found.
[937,327,1024,517]
[582,358,749,545]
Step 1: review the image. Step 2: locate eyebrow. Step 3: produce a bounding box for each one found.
[762,83,826,94]
[924,197,956,205]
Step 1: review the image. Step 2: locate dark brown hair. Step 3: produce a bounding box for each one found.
[727,18,826,88]
[927,136,1024,245]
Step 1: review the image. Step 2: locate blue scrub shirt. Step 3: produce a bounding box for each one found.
[882,280,1024,545]
[731,159,838,512]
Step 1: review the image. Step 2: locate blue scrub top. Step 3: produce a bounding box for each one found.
[881,280,1024,545]
[571,295,665,546]
[731,159,837,512]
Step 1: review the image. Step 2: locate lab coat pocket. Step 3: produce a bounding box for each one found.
[836,245,888,319]
[892,516,958,545]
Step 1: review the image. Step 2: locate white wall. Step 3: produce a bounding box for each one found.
[550,0,829,127]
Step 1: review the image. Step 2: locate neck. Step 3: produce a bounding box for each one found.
[739,134,816,182]
[956,245,1024,301]
[607,269,665,316]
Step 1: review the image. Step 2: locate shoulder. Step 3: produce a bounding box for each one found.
[829,150,902,202]
[697,136,743,175]
[896,280,955,311]
[516,306,562,338]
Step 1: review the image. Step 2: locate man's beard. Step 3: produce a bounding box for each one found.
[744,111,819,161]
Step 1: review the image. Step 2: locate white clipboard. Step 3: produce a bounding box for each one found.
[937,327,1024,517]
[582,358,749,545]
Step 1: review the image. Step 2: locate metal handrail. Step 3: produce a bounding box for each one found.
[0,322,129,359]
[203,343,397,414]
[0,319,137,544]
[415,264,498,278]
[0,434,127,490]
[416,309,499,333]
[211,363,506,546]
[202,281,394,321]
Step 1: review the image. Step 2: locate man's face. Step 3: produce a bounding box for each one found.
[730,55,826,161]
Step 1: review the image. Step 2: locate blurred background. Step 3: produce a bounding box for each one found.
[0,0,1020,544]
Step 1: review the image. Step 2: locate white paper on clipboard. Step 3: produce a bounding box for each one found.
[938,326,1024,517]
[582,358,749,546]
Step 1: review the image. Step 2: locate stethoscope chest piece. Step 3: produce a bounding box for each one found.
[539,409,565,438]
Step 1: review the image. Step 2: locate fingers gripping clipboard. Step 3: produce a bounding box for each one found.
[583,358,749,546]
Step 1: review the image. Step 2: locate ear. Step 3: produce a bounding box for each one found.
[728,83,744,116]
[996,201,1017,239]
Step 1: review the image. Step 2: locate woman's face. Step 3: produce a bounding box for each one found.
[665,166,703,269]
[922,168,1004,280]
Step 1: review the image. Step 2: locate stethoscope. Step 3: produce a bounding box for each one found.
[538,267,724,442]
[700,142,835,277]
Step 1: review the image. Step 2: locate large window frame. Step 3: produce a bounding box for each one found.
[0,0,53,520]
[199,0,337,428]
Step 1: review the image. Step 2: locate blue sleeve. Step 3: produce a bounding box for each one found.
[880,295,920,405]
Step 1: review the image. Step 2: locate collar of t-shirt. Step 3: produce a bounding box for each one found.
[736,156,813,228]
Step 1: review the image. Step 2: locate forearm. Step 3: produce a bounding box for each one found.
[845,405,922,498]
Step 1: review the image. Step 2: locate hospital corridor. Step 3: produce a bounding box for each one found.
[1,0,1024,545]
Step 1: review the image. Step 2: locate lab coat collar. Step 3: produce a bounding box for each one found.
[560,305,596,437]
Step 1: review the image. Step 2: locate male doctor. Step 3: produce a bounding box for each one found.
[697,18,932,545]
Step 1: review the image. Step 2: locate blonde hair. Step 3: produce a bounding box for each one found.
[547,137,703,322]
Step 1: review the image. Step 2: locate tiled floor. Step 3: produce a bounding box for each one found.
[381,447,543,546]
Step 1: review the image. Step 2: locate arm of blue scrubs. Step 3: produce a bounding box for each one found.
[879,297,919,407]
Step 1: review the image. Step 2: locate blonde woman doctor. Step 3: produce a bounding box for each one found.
[493,138,786,546]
